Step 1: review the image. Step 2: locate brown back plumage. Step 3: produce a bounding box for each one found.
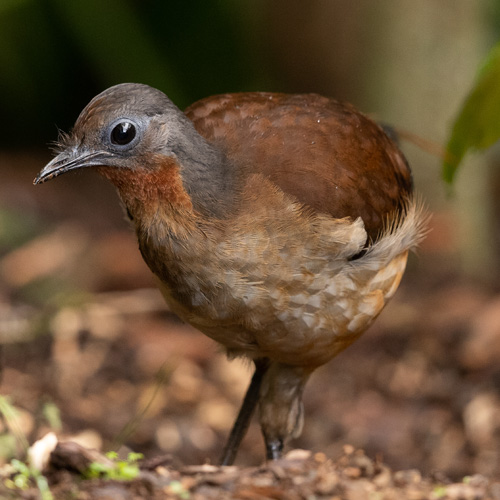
[186,92,412,240]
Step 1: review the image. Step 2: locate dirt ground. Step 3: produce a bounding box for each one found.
[2,152,500,498]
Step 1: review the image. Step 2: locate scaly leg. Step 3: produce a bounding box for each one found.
[259,363,311,461]
[219,358,270,466]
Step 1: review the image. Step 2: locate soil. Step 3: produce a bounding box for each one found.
[4,444,500,499]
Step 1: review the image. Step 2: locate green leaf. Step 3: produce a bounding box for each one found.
[127,452,144,463]
[85,461,112,478]
[13,473,29,490]
[11,459,30,476]
[34,473,54,500]
[114,462,140,480]
[105,451,118,461]
[443,41,500,183]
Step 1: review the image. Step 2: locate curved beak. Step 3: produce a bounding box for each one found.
[34,149,114,185]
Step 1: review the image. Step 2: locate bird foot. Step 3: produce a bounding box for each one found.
[265,438,284,461]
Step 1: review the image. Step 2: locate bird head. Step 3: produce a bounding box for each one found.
[34,83,230,218]
[35,83,187,183]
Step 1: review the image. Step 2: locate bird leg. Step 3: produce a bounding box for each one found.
[265,436,284,461]
[259,363,311,461]
[219,358,270,466]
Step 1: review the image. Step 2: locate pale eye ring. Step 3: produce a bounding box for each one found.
[110,121,136,145]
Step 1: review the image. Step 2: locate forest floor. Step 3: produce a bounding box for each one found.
[1,152,500,499]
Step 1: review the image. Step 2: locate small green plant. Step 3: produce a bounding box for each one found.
[83,451,144,481]
[0,396,29,453]
[4,458,54,500]
[432,485,447,498]
[0,396,62,500]
[167,480,191,499]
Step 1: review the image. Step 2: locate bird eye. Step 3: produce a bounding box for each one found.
[110,121,136,145]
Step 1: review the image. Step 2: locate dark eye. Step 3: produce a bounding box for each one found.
[110,121,136,145]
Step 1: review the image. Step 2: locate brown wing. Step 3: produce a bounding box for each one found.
[185,92,412,241]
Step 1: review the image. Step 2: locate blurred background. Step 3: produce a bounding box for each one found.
[1,0,500,480]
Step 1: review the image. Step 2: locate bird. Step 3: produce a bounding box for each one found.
[34,83,426,465]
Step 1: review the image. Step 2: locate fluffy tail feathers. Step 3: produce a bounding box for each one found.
[362,196,429,268]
